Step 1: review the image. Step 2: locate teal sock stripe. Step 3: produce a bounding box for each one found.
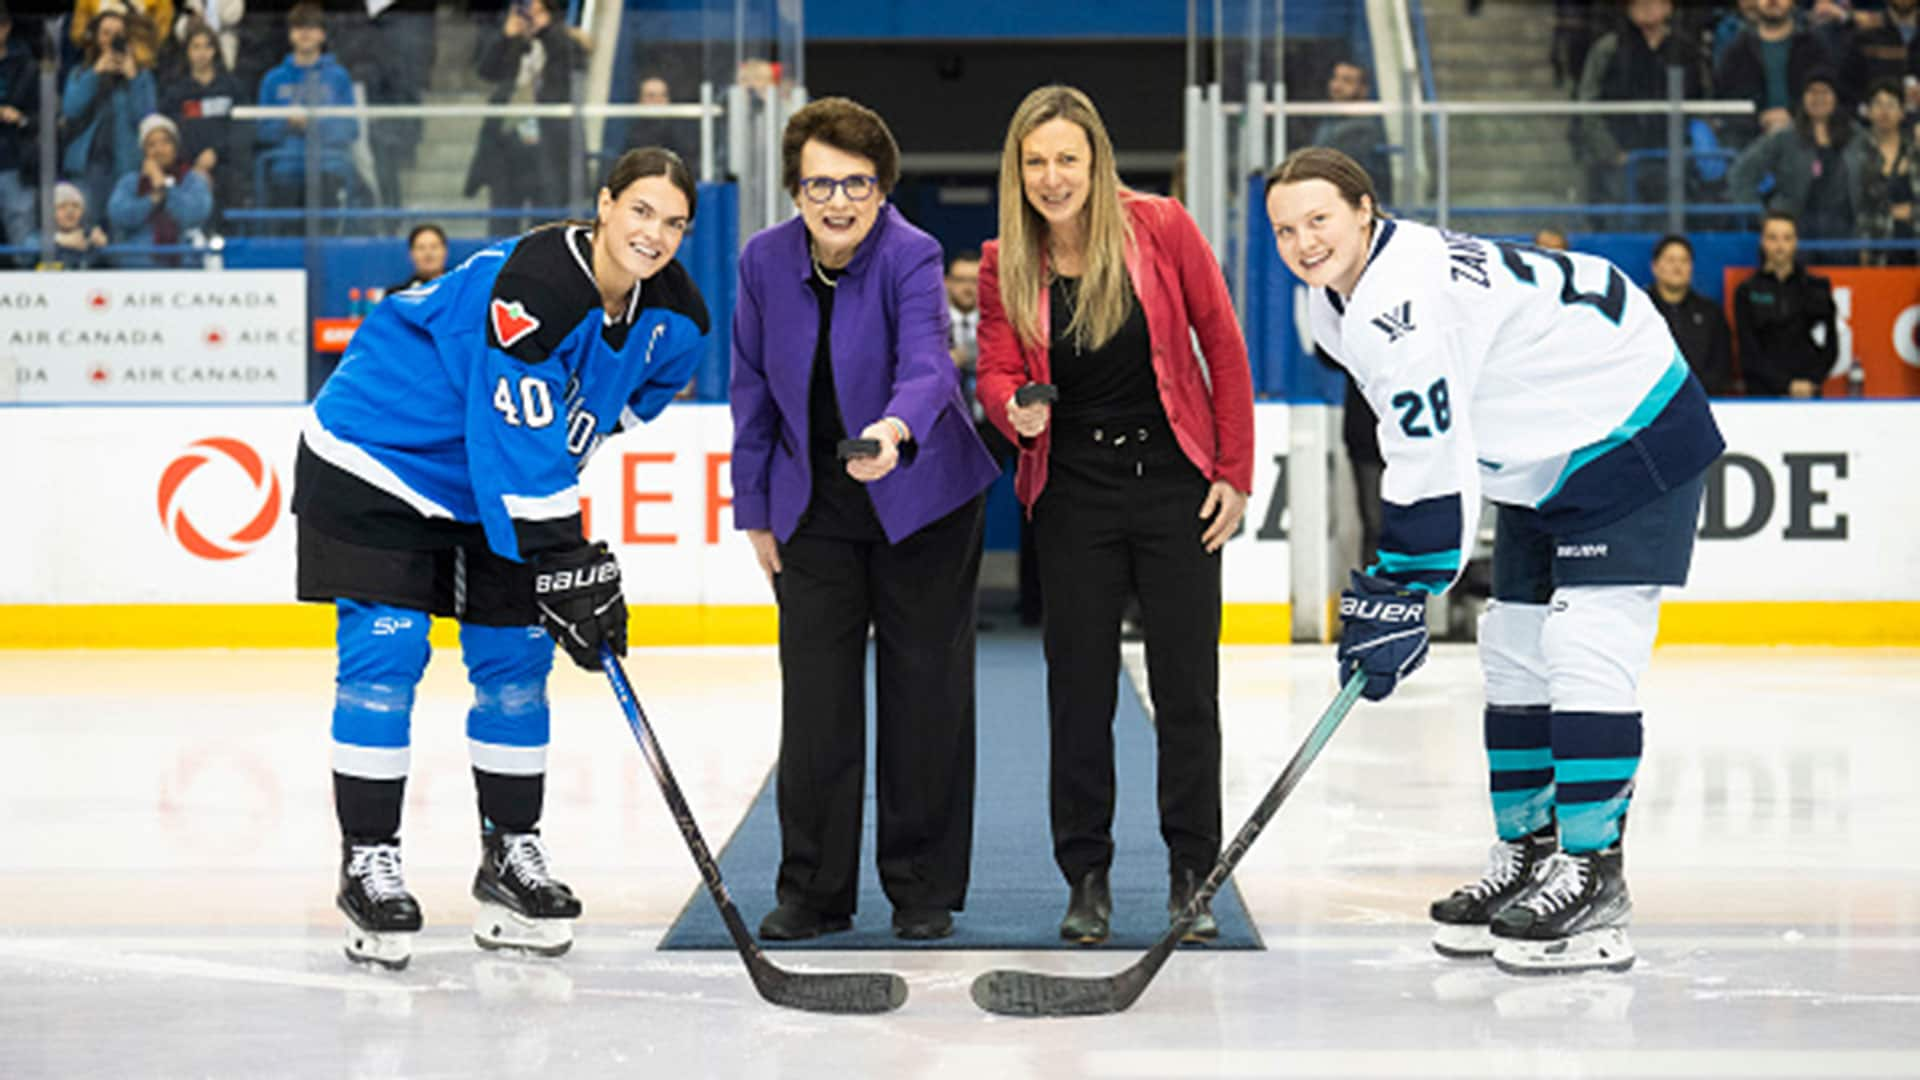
[1552,710,1644,853]
[1486,705,1553,841]
[1491,788,1554,840]
[1556,780,1636,852]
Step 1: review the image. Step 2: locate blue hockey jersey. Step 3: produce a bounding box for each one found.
[299,224,710,561]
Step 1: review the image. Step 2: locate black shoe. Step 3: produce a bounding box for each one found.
[891,907,954,941]
[1058,870,1112,945]
[1168,867,1218,943]
[758,901,852,941]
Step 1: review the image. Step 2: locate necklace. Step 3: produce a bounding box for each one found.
[811,251,840,289]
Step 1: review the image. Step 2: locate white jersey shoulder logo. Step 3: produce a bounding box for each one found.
[491,299,541,349]
[1371,300,1415,343]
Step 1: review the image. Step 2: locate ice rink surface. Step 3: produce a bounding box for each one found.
[2,643,1917,1078]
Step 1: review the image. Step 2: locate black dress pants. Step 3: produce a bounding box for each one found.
[1034,421,1223,884]
[772,495,985,916]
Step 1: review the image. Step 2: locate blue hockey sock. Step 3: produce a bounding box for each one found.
[1551,710,1643,853]
[1486,705,1554,841]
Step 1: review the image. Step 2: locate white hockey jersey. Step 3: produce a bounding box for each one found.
[1309,218,1723,593]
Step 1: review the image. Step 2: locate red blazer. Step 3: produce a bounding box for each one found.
[977,192,1255,511]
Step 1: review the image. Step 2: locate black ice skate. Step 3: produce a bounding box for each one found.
[472,830,582,957]
[1429,826,1556,959]
[338,840,423,971]
[1490,846,1635,975]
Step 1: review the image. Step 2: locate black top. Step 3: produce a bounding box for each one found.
[801,261,885,540]
[1047,274,1161,429]
[1733,265,1838,397]
[1649,287,1735,397]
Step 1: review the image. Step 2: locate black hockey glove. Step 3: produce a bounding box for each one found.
[533,541,627,671]
[1337,570,1429,701]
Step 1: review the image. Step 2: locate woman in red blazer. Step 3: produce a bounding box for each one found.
[976,84,1255,946]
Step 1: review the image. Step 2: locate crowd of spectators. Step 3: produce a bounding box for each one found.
[0,0,634,265]
[1546,0,1920,245]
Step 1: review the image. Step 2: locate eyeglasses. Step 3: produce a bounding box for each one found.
[799,175,878,204]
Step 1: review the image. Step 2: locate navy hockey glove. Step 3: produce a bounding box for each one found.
[534,541,627,671]
[1337,571,1429,701]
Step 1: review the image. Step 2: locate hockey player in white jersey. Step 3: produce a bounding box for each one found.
[1265,148,1723,975]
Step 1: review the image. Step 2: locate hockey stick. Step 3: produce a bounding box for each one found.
[970,671,1368,1017]
[598,644,908,1014]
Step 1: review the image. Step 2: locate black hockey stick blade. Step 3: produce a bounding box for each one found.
[598,645,908,1014]
[971,672,1368,1018]
[750,954,909,1014]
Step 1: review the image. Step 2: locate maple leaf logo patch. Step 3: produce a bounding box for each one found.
[490,298,541,348]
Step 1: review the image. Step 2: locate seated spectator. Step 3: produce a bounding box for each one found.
[608,74,700,177]
[72,0,171,71]
[26,181,111,269]
[1648,234,1736,395]
[1533,226,1571,250]
[1734,210,1838,397]
[1576,0,1706,215]
[107,112,211,266]
[1717,0,1831,145]
[1311,60,1394,204]
[1,4,37,260]
[1728,68,1859,239]
[160,18,245,215]
[257,2,359,217]
[62,10,158,218]
[171,1,243,72]
[1847,78,1920,263]
[1838,0,1920,107]
[385,222,447,293]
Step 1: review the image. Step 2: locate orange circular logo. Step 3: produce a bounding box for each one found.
[157,438,283,560]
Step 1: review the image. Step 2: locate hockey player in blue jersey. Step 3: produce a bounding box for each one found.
[1266,148,1724,975]
[292,148,710,968]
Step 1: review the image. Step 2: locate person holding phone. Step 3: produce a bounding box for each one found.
[975,85,1254,946]
[61,10,157,218]
[729,97,999,944]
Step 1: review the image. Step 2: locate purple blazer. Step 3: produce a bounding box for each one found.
[730,205,999,544]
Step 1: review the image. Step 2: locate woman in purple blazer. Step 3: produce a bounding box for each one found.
[730,98,999,943]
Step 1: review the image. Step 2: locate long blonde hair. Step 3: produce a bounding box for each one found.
[995,85,1134,351]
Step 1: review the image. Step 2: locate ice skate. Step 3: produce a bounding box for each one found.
[338,840,423,971]
[472,830,582,957]
[1429,826,1555,959]
[1490,847,1635,975]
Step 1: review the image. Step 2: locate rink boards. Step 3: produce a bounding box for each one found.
[0,402,1915,646]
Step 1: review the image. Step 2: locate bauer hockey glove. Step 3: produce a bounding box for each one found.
[1336,570,1429,701]
[534,541,628,671]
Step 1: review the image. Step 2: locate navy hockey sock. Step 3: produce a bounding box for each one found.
[1552,710,1642,853]
[1486,705,1554,841]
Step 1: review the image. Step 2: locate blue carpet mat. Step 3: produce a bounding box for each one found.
[658,633,1262,951]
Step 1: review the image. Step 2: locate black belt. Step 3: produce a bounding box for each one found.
[1057,418,1174,447]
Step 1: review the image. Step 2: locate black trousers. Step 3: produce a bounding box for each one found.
[1033,421,1223,884]
[772,495,985,916]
